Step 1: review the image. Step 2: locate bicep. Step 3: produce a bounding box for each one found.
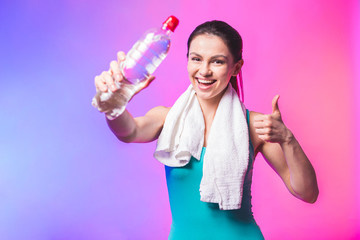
[249,111,295,195]
[259,142,288,180]
[132,106,170,143]
[258,142,296,196]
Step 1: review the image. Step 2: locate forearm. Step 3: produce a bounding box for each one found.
[106,110,137,143]
[281,131,319,203]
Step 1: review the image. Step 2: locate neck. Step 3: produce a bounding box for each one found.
[197,96,220,119]
[197,88,227,147]
[197,87,227,122]
[198,89,226,119]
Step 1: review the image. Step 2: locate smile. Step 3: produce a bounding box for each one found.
[196,78,217,85]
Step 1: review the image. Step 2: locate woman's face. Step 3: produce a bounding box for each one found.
[187,34,241,102]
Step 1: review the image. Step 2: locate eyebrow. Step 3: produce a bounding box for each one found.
[189,52,228,60]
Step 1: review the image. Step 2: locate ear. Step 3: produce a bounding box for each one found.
[232,59,244,76]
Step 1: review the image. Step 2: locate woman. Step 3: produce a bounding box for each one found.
[94,20,319,239]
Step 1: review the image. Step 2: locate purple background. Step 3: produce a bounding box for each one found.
[0,0,359,239]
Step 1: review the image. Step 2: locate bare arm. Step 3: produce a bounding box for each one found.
[250,96,319,203]
[94,51,169,143]
[106,106,170,143]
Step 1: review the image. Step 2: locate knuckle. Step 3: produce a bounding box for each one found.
[110,60,118,68]
[104,72,112,80]
[95,76,102,86]
[117,51,126,60]
[101,71,109,77]
[259,135,267,140]
[97,75,104,83]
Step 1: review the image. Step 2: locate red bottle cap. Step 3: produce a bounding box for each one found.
[163,15,179,32]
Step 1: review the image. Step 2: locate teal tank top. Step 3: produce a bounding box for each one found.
[165,110,264,240]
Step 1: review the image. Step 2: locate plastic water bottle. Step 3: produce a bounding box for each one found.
[92,16,179,120]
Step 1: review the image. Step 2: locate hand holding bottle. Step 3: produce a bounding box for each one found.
[93,51,155,120]
[92,16,179,120]
[94,51,155,95]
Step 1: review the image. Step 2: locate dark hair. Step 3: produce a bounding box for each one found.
[187,20,244,100]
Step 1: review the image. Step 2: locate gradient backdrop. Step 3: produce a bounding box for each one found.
[0,0,359,239]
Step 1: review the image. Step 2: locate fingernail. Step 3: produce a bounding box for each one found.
[115,74,121,81]
[101,86,107,92]
[111,85,117,91]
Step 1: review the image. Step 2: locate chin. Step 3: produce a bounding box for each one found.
[194,89,220,101]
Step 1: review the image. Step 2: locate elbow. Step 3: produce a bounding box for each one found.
[113,129,136,143]
[307,188,319,204]
[290,182,319,204]
[307,180,319,204]
[299,187,319,204]
[289,174,319,204]
[116,129,137,143]
[117,133,135,143]
[118,136,133,143]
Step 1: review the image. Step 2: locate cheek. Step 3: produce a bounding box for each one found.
[187,64,196,76]
[218,67,232,80]
[187,64,191,74]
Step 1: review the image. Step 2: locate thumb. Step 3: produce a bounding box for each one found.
[272,95,281,115]
[142,75,156,89]
[135,75,156,94]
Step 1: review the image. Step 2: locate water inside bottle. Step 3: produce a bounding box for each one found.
[92,28,172,119]
[121,32,170,84]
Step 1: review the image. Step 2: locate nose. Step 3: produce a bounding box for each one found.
[199,62,212,77]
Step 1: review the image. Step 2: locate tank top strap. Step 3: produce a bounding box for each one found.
[246,109,254,153]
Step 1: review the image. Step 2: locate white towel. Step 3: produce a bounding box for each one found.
[154,84,249,210]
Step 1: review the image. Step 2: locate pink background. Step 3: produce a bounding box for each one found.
[0,0,359,239]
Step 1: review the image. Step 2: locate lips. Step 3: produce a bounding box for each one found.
[196,77,216,85]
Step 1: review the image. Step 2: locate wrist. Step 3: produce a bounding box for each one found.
[105,106,126,120]
[281,128,295,146]
[106,109,137,142]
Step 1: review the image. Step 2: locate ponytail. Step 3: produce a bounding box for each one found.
[230,70,244,102]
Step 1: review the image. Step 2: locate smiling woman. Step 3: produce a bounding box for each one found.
[187,34,242,104]
[94,20,318,239]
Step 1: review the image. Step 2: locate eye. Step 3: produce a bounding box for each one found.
[191,57,201,62]
[213,59,225,65]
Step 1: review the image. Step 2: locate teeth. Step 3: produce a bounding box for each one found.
[197,79,215,84]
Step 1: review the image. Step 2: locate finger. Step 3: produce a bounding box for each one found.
[146,75,156,85]
[110,60,123,82]
[95,75,108,92]
[134,76,156,96]
[272,95,280,115]
[253,121,272,129]
[258,134,270,142]
[253,114,271,122]
[117,51,126,62]
[255,128,271,135]
[143,75,156,88]
[102,71,117,92]
[137,75,156,92]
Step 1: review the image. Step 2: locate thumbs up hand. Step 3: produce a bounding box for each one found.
[253,95,293,144]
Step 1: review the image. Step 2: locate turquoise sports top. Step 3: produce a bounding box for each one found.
[165,110,264,240]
